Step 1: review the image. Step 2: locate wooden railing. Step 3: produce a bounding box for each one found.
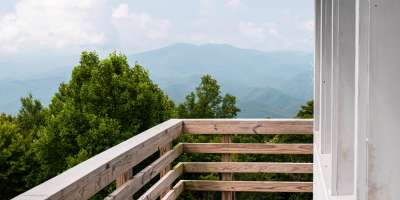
[13,119,313,200]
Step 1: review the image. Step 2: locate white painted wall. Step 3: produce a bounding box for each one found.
[316,0,400,199]
[314,0,321,134]
[331,0,356,195]
[320,0,333,155]
[367,0,400,199]
[354,0,369,198]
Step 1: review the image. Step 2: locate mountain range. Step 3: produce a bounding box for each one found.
[0,43,313,118]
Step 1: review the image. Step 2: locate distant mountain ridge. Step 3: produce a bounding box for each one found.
[0,43,313,117]
[129,43,313,117]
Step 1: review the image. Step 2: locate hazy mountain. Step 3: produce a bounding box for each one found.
[129,43,313,117]
[0,43,313,117]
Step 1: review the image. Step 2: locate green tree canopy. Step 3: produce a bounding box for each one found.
[0,114,26,198]
[177,74,240,118]
[0,93,48,199]
[31,51,175,184]
[296,100,313,119]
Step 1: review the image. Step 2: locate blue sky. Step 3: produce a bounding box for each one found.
[0,0,313,77]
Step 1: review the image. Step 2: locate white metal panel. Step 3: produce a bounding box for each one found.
[321,0,333,155]
[330,0,340,193]
[315,0,322,134]
[368,0,400,199]
[331,0,356,195]
[354,0,369,199]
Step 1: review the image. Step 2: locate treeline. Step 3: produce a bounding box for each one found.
[0,51,313,200]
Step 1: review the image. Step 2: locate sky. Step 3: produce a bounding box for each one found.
[0,0,314,77]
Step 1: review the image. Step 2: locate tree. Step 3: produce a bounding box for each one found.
[296,100,313,119]
[31,51,175,185]
[178,74,240,118]
[17,94,46,132]
[0,114,27,198]
[16,95,47,189]
[0,94,48,199]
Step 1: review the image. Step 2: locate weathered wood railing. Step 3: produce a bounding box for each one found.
[13,119,313,200]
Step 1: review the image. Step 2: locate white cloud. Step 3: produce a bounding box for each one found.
[0,0,107,53]
[239,21,278,41]
[302,20,314,32]
[112,4,170,41]
[0,1,313,55]
[112,4,129,19]
[225,0,241,9]
[199,0,214,16]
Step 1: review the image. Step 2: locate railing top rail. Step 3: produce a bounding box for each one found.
[182,118,313,134]
[13,119,183,200]
[182,118,313,121]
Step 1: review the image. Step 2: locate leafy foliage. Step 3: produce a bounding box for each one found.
[32,51,175,184]
[0,114,26,198]
[0,95,46,198]
[177,74,240,118]
[296,100,313,119]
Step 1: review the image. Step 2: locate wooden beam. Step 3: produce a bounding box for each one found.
[138,164,184,200]
[221,135,233,200]
[183,162,313,174]
[183,119,313,134]
[105,144,183,200]
[160,181,184,200]
[183,143,313,154]
[183,180,313,193]
[160,142,172,198]
[115,170,132,188]
[13,119,183,200]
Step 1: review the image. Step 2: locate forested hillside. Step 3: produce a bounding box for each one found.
[0,43,313,118]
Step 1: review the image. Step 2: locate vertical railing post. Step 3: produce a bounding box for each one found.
[221,135,233,200]
[159,142,172,197]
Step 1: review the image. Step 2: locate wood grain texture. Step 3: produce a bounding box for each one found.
[160,181,184,200]
[221,135,233,200]
[137,164,184,200]
[115,170,132,188]
[183,180,313,193]
[183,119,313,134]
[159,142,172,198]
[183,162,313,173]
[105,144,183,200]
[14,119,183,200]
[183,143,313,154]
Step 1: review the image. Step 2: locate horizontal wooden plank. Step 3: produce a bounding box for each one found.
[105,144,183,200]
[183,119,313,134]
[184,180,313,193]
[138,164,184,200]
[183,143,313,154]
[160,181,185,200]
[182,162,313,174]
[13,119,183,200]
